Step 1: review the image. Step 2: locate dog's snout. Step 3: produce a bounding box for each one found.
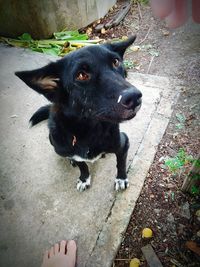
[119,88,142,110]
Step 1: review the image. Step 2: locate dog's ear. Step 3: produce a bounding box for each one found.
[15,61,61,102]
[106,35,136,58]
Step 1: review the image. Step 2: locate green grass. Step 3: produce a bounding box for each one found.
[165,148,200,195]
[164,148,193,173]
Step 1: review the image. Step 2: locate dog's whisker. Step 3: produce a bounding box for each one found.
[93,108,108,117]
[94,105,117,117]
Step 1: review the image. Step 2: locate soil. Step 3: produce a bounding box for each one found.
[82,1,200,266]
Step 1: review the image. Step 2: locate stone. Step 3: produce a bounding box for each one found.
[141,244,163,267]
[180,202,191,219]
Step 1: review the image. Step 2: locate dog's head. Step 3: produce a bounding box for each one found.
[15,36,142,123]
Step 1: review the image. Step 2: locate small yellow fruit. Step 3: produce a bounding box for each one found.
[142,228,153,238]
[130,258,140,267]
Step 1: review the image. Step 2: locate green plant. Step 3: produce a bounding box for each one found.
[190,171,200,195]
[0,31,102,57]
[123,59,137,69]
[165,149,200,195]
[175,113,186,129]
[132,0,149,5]
[164,148,193,173]
[191,184,200,195]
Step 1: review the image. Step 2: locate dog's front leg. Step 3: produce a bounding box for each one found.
[115,132,130,191]
[75,161,91,192]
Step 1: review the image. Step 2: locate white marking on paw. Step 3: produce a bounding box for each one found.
[77,176,91,192]
[115,178,129,191]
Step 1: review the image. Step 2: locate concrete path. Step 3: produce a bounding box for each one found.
[0,45,179,267]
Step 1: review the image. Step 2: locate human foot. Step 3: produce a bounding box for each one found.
[41,240,77,267]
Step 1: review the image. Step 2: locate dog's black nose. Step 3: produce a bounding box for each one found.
[119,88,142,110]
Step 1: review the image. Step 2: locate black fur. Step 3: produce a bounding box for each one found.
[15,36,142,192]
[29,105,50,126]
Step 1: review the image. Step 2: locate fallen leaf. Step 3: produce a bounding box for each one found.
[135,65,141,71]
[186,241,200,256]
[130,45,141,52]
[162,30,170,36]
[141,44,153,50]
[149,50,159,57]
[10,114,18,118]
[86,27,93,35]
[101,28,106,34]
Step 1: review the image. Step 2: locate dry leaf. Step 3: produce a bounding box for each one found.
[130,45,141,52]
[101,28,106,34]
[186,241,200,256]
[86,27,93,35]
[162,30,170,36]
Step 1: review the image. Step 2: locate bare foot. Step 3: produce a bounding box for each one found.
[41,240,77,267]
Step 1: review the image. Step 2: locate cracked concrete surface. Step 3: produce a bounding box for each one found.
[0,46,179,267]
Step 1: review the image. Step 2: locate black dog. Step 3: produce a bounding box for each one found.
[15,36,142,192]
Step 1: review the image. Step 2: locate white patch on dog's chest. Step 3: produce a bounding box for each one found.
[68,153,103,163]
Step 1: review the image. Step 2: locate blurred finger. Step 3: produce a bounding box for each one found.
[150,0,173,19]
[165,0,188,28]
[192,0,200,23]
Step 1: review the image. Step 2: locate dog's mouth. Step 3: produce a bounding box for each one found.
[96,103,142,123]
[118,103,142,121]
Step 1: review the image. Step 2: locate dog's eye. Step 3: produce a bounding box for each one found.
[112,58,120,68]
[76,71,90,81]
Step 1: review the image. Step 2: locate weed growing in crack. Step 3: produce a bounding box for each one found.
[165,148,193,173]
[165,148,200,195]
[175,113,186,129]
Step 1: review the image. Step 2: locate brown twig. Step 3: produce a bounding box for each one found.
[170,259,184,267]
[147,55,155,74]
[115,258,130,261]
[138,25,152,44]
[137,2,142,20]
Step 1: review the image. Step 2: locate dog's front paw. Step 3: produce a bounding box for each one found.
[115,178,129,191]
[77,176,91,192]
